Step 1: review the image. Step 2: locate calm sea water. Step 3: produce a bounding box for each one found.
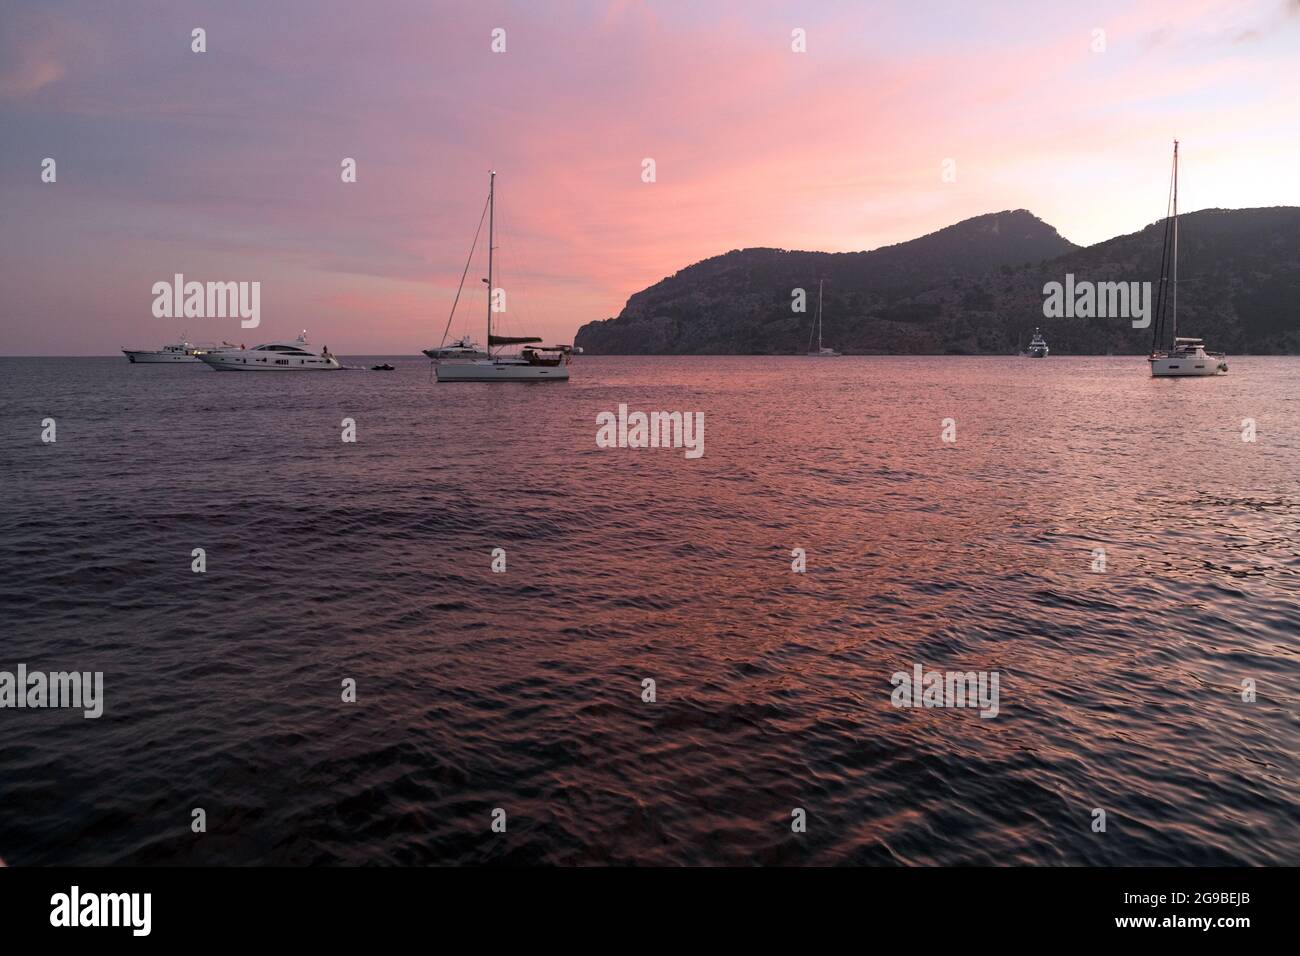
[0,355,1296,866]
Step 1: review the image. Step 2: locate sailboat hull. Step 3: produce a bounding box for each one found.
[436,360,569,382]
[1149,357,1227,377]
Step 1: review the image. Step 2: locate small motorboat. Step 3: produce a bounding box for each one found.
[371,363,395,371]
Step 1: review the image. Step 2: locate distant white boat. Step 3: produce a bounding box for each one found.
[1148,141,1228,377]
[805,279,840,356]
[436,172,573,382]
[122,335,238,364]
[197,331,340,371]
[423,334,487,363]
[1027,328,1049,358]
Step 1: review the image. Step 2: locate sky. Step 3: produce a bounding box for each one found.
[2,0,1299,354]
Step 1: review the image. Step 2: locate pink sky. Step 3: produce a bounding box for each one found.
[2,0,1298,354]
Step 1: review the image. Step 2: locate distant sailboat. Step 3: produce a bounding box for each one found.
[805,279,840,356]
[1148,141,1228,377]
[436,172,574,382]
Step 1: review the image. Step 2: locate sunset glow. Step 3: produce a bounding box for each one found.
[2,0,1299,353]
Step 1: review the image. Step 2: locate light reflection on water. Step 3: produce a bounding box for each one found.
[0,355,1296,865]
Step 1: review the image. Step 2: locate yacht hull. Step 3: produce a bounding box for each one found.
[123,350,201,363]
[198,353,340,371]
[423,350,488,362]
[436,361,569,382]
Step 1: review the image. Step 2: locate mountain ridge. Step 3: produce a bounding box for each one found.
[575,206,1300,355]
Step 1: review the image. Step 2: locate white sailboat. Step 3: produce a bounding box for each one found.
[1148,141,1228,377]
[805,279,840,356]
[436,172,573,382]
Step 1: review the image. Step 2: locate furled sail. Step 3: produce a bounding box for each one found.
[489,335,543,345]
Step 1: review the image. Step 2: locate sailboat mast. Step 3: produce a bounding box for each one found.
[487,170,495,350]
[1171,141,1178,346]
[817,279,823,351]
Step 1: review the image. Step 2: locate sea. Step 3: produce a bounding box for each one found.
[0,355,1296,865]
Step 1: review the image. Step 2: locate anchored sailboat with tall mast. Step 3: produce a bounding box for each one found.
[1148,141,1228,377]
[436,171,574,382]
[805,279,840,356]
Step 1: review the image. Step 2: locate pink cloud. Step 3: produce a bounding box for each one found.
[0,8,91,101]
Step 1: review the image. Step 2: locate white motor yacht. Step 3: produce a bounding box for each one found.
[197,331,341,371]
[122,336,238,363]
[423,334,488,362]
[1027,329,1049,358]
